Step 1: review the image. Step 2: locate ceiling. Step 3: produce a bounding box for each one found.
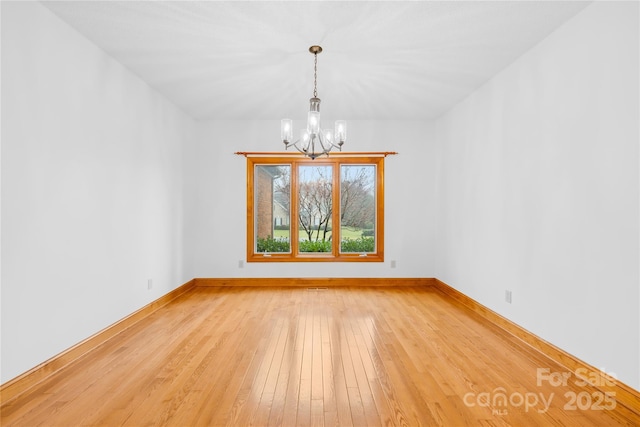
[41,1,590,121]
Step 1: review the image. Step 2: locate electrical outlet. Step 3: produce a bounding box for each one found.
[390,260,397,269]
[147,279,153,290]
[238,260,244,269]
[505,290,512,304]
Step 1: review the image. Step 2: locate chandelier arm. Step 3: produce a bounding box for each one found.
[290,139,309,156]
[316,131,332,154]
[323,131,343,152]
[319,131,335,152]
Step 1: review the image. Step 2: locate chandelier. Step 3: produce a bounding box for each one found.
[281,46,346,160]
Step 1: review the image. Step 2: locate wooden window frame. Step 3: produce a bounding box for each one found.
[246,155,385,263]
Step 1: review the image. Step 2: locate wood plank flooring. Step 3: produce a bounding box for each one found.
[2,285,639,426]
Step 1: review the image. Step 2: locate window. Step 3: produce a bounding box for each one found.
[246,155,384,262]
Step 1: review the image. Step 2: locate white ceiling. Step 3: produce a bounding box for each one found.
[41,1,590,121]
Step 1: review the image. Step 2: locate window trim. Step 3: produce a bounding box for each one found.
[246,155,385,263]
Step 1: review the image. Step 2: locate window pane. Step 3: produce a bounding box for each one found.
[340,165,376,253]
[254,165,290,253]
[298,165,333,253]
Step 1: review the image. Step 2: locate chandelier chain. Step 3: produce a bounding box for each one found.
[313,52,318,98]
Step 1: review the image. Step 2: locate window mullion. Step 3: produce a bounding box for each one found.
[290,160,299,257]
[332,158,341,257]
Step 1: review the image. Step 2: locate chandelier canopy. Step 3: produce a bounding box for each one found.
[281,46,346,160]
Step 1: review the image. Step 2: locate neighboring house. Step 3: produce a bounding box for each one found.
[273,191,290,228]
[255,166,290,239]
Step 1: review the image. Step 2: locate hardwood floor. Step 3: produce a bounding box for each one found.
[2,285,639,426]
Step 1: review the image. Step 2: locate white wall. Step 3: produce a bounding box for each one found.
[434,1,639,389]
[1,2,194,382]
[184,120,436,279]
